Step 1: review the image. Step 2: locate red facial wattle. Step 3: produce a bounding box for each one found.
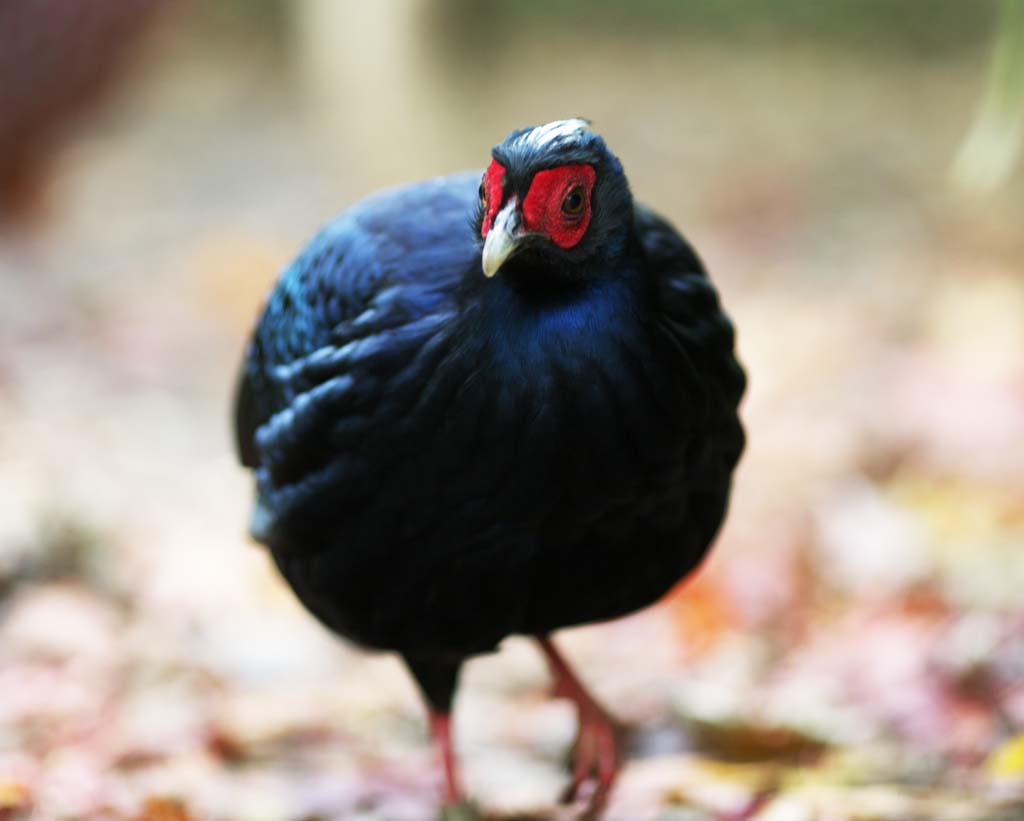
[480,159,506,238]
[522,164,596,249]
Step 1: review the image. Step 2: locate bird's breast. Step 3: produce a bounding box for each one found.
[421,292,693,540]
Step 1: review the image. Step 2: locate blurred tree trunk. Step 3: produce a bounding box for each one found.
[291,0,462,192]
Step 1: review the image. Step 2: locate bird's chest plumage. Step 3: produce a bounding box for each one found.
[261,274,713,654]
[404,282,694,548]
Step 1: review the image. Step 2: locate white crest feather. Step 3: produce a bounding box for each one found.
[515,118,591,152]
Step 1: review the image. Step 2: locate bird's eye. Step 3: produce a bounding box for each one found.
[562,187,585,216]
[478,182,486,208]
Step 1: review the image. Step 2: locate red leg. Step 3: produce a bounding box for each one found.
[537,635,621,815]
[428,709,462,804]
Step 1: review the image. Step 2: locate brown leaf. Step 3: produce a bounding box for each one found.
[131,797,197,821]
[0,782,31,819]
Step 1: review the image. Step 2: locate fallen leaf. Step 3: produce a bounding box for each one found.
[0,782,31,818]
[987,734,1024,780]
[131,797,197,821]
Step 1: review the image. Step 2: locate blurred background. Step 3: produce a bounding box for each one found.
[1,1,1023,819]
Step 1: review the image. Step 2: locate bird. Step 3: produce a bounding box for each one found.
[233,119,745,816]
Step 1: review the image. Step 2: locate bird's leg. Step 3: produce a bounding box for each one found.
[402,655,466,807]
[428,709,462,804]
[536,635,621,812]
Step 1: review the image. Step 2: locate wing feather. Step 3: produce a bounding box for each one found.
[636,203,746,471]
[233,173,481,539]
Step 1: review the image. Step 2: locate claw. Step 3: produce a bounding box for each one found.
[537,636,622,817]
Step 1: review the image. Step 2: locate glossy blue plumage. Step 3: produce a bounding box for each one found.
[235,135,744,710]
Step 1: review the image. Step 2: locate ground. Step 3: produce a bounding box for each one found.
[1,9,1023,820]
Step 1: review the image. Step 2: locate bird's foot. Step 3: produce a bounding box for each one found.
[561,693,620,815]
[537,636,622,818]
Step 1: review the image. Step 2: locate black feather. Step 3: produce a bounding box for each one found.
[233,127,745,716]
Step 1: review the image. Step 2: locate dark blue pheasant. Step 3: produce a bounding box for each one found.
[234,119,745,813]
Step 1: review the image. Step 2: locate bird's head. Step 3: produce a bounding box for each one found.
[475,119,633,282]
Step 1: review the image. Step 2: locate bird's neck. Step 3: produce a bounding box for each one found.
[467,246,649,374]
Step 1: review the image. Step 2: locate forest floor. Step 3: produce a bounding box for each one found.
[1,15,1023,821]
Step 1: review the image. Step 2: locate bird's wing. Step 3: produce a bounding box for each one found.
[635,203,746,470]
[233,173,482,539]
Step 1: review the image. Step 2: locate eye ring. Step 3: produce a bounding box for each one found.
[561,186,585,216]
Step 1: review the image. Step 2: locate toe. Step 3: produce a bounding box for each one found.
[561,723,593,803]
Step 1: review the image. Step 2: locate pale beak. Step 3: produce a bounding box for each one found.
[482,197,524,278]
